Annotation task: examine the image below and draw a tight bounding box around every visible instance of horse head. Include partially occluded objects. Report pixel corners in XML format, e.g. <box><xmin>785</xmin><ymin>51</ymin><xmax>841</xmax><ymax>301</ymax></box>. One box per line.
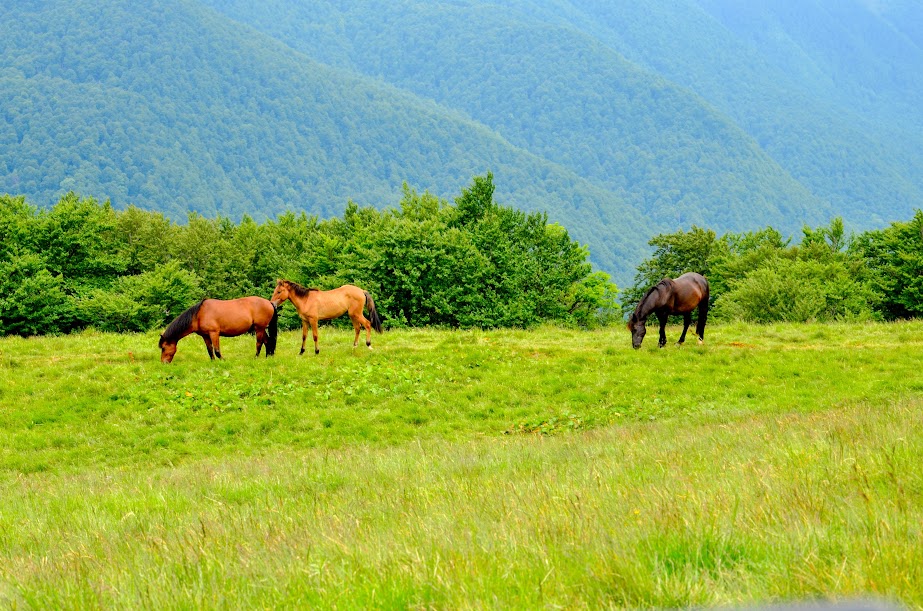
<box><xmin>269</xmin><ymin>279</ymin><xmax>291</xmax><ymax>307</ymax></box>
<box><xmin>159</xmin><ymin>335</ymin><xmax>178</xmax><ymax>363</ymax></box>
<box><xmin>627</xmin><ymin>313</ymin><xmax>647</xmax><ymax>349</ymax></box>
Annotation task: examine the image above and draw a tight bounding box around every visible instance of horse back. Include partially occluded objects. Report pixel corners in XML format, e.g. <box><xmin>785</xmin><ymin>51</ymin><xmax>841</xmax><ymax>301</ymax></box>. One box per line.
<box><xmin>669</xmin><ymin>273</ymin><xmax>708</xmax><ymax>313</ymax></box>
<box><xmin>199</xmin><ymin>297</ymin><xmax>274</xmax><ymax>335</ymax></box>
<box><xmin>311</xmin><ymin>285</ymin><xmax>366</xmax><ymax>320</ymax></box>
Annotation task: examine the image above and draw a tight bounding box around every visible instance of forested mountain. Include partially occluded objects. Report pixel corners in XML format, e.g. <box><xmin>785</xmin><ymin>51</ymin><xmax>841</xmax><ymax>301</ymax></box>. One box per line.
<box><xmin>2</xmin><ymin>0</ymin><xmax>920</xmax><ymax>281</ymax></box>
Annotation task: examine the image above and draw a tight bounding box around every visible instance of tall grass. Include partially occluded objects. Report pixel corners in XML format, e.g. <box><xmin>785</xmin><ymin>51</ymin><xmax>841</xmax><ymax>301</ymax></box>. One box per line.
<box><xmin>1</xmin><ymin>322</ymin><xmax>921</xmax><ymax>607</ymax></box>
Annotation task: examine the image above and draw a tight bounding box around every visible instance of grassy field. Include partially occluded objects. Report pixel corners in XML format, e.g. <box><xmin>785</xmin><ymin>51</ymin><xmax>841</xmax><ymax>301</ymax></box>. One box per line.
<box><xmin>0</xmin><ymin>321</ymin><xmax>921</xmax><ymax>608</ymax></box>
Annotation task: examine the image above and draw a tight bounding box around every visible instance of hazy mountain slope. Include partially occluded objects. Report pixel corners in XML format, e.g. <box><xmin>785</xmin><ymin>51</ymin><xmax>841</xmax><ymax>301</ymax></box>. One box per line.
<box><xmin>4</xmin><ymin>0</ymin><xmax>920</xmax><ymax>283</ymax></box>
<box><xmin>559</xmin><ymin>0</ymin><xmax>923</xmax><ymax>225</ymax></box>
<box><xmin>204</xmin><ymin>0</ymin><xmax>831</xmax><ymax>233</ymax></box>
<box><xmin>695</xmin><ymin>0</ymin><xmax>923</xmax><ymax>128</ymax></box>
<box><xmin>208</xmin><ymin>0</ymin><xmax>923</xmax><ymax>228</ymax></box>
<box><xmin>0</xmin><ymin>0</ymin><xmax>654</xmax><ymax>277</ymax></box>
<box><xmin>868</xmin><ymin>0</ymin><xmax>923</xmax><ymax>49</ymax></box>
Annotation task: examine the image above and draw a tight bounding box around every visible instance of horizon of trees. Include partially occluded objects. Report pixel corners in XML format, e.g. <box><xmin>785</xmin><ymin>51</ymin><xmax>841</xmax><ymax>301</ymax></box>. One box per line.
<box><xmin>1</xmin><ymin>172</ymin><xmax>921</xmax><ymax>338</ymax></box>
<box><xmin>0</xmin><ymin>174</ymin><xmax>619</xmax><ymax>336</ymax></box>
<box><xmin>621</xmin><ymin>214</ymin><xmax>923</xmax><ymax>323</ymax></box>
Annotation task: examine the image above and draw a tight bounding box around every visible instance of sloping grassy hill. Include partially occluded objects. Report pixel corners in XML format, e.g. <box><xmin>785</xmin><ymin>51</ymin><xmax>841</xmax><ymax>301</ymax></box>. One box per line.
<box><xmin>1</xmin><ymin>322</ymin><xmax>922</xmax><ymax>606</ymax></box>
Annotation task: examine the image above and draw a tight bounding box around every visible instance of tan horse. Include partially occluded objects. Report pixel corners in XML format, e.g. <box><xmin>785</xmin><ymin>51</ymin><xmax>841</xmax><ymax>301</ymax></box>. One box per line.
<box><xmin>159</xmin><ymin>297</ymin><xmax>278</xmax><ymax>363</ymax></box>
<box><xmin>269</xmin><ymin>279</ymin><xmax>383</xmax><ymax>355</ymax></box>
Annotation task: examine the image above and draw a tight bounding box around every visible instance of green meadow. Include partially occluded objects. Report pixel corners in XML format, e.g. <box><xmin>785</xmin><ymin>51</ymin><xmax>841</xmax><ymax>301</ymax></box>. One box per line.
<box><xmin>1</xmin><ymin>322</ymin><xmax>922</xmax><ymax>608</ymax></box>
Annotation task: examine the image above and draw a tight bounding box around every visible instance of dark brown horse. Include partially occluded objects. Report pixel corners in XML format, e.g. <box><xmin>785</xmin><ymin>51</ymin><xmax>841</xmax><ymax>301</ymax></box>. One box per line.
<box><xmin>269</xmin><ymin>279</ymin><xmax>382</xmax><ymax>355</ymax></box>
<box><xmin>628</xmin><ymin>272</ymin><xmax>709</xmax><ymax>349</ymax></box>
<box><xmin>159</xmin><ymin>297</ymin><xmax>278</xmax><ymax>363</ymax></box>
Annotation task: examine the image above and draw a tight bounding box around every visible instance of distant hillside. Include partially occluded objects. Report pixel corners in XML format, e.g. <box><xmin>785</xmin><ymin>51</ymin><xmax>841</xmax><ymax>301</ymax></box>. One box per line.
<box><xmin>2</xmin><ymin>0</ymin><xmax>921</xmax><ymax>282</ymax></box>
<box><xmin>207</xmin><ymin>0</ymin><xmax>923</xmax><ymax>227</ymax></box>
<box><xmin>592</xmin><ymin>0</ymin><xmax>923</xmax><ymax>223</ymax></box>
<box><xmin>0</xmin><ymin>0</ymin><xmax>656</xmax><ymax>278</ymax></box>
<box><xmin>204</xmin><ymin>0</ymin><xmax>831</xmax><ymax>230</ymax></box>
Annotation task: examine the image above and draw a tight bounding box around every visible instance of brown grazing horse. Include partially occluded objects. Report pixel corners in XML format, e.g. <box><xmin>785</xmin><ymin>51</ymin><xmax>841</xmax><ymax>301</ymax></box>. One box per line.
<box><xmin>627</xmin><ymin>272</ymin><xmax>709</xmax><ymax>349</ymax></box>
<box><xmin>159</xmin><ymin>297</ymin><xmax>278</xmax><ymax>363</ymax></box>
<box><xmin>269</xmin><ymin>279</ymin><xmax>383</xmax><ymax>355</ymax></box>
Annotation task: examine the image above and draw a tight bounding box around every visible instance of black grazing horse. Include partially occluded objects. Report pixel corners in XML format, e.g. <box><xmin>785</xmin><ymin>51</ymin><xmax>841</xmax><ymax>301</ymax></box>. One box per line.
<box><xmin>627</xmin><ymin>272</ymin><xmax>709</xmax><ymax>349</ymax></box>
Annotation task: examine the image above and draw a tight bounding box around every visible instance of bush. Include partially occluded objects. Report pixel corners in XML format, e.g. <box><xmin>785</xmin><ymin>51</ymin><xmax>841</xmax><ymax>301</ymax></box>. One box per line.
<box><xmin>716</xmin><ymin>258</ymin><xmax>876</xmax><ymax>323</ymax></box>
<box><xmin>0</xmin><ymin>254</ymin><xmax>76</xmax><ymax>336</ymax></box>
<box><xmin>77</xmin><ymin>261</ymin><xmax>204</xmax><ymax>332</ymax></box>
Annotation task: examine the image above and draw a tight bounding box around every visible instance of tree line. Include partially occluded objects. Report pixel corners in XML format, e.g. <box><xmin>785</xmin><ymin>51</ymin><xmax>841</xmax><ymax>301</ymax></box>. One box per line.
<box><xmin>622</xmin><ymin>214</ymin><xmax>923</xmax><ymax>323</ymax></box>
<box><xmin>1</xmin><ymin>171</ymin><xmax>920</xmax><ymax>338</ymax></box>
<box><xmin>0</xmin><ymin>174</ymin><xmax>619</xmax><ymax>336</ymax></box>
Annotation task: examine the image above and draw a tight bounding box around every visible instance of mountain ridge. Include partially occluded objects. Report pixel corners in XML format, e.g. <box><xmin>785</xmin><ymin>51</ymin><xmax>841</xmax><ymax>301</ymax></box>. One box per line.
<box><xmin>2</xmin><ymin>0</ymin><xmax>920</xmax><ymax>282</ymax></box>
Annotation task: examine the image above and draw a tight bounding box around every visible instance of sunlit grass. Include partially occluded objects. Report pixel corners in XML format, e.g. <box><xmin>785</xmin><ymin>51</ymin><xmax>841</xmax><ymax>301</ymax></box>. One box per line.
<box><xmin>1</xmin><ymin>321</ymin><xmax>921</xmax><ymax>607</ymax></box>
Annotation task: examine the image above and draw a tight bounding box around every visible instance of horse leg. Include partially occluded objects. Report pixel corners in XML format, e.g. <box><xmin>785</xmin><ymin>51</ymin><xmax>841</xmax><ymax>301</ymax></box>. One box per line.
<box><xmin>211</xmin><ymin>332</ymin><xmax>222</xmax><ymax>359</ymax></box>
<box><xmin>255</xmin><ymin>328</ymin><xmax>265</xmax><ymax>357</ymax></box>
<box><xmin>352</xmin><ymin>317</ymin><xmax>361</xmax><ymax>348</ymax></box>
<box><xmin>364</xmin><ymin>317</ymin><xmax>372</xmax><ymax>349</ymax></box>
<box><xmin>657</xmin><ymin>312</ymin><xmax>668</xmax><ymax>348</ymax></box>
<box><xmin>300</xmin><ymin>320</ymin><xmax>309</xmax><ymax>355</ymax></box>
<box><xmin>311</xmin><ymin>318</ymin><xmax>320</xmax><ymax>355</ymax></box>
<box><xmin>677</xmin><ymin>313</ymin><xmax>691</xmax><ymax>345</ymax></box>
<box><xmin>203</xmin><ymin>335</ymin><xmax>215</xmax><ymax>360</ymax></box>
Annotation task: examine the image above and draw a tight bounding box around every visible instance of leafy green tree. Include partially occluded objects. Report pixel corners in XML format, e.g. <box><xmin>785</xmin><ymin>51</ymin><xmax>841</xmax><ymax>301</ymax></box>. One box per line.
<box><xmin>851</xmin><ymin>210</ymin><xmax>923</xmax><ymax>319</ymax></box>
<box><xmin>708</xmin><ymin>227</ymin><xmax>789</xmax><ymax>298</ymax></box>
<box><xmin>0</xmin><ymin>195</ymin><xmax>35</xmax><ymax>263</ymax></box>
<box><xmin>621</xmin><ymin>225</ymin><xmax>717</xmax><ymax>316</ymax></box>
<box><xmin>30</xmin><ymin>193</ymin><xmax>127</xmax><ymax>291</ymax></box>
<box><xmin>78</xmin><ymin>261</ymin><xmax>204</xmax><ymax>332</ymax></box>
<box><xmin>0</xmin><ymin>254</ymin><xmax>75</xmax><ymax>336</ymax></box>
<box><xmin>566</xmin><ymin>270</ymin><xmax>620</xmax><ymax>327</ymax></box>
<box><xmin>0</xmin><ymin>175</ymin><xmax>615</xmax><ymax>335</ymax></box>
<box><xmin>114</xmin><ymin>205</ymin><xmax>174</xmax><ymax>274</ymax></box>
<box><xmin>451</xmin><ymin>172</ymin><xmax>496</xmax><ymax>227</ymax></box>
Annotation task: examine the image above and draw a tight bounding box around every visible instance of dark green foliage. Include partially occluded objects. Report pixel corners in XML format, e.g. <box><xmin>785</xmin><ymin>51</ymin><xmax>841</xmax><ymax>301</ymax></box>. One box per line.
<box><xmin>851</xmin><ymin>211</ymin><xmax>923</xmax><ymax>319</ymax></box>
<box><xmin>291</xmin><ymin>174</ymin><xmax>617</xmax><ymax>329</ymax></box>
<box><xmin>29</xmin><ymin>193</ymin><xmax>127</xmax><ymax>291</ymax></box>
<box><xmin>77</xmin><ymin>262</ymin><xmax>204</xmax><ymax>333</ymax></box>
<box><xmin>717</xmin><ymin>257</ymin><xmax>877</xmax><ymax>323</ymax></box>
<box><xmin>0</xmin><ymin>176</ymin><xmax>618</xmax><ymax>336</ymax></box>
<box><xmin>0</xmin><ymin>254</ymin><xmax>74</xmax><ymax>336</ymax></box>
<box><xmin>623</xmin><ymin>217</ymin><xmax>898</xmax><ymax>324</ymax></box>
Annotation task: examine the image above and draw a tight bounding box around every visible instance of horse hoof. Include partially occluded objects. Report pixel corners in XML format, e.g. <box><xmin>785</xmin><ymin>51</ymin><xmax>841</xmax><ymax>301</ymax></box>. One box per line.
<box><xmin>299</xmin><ymin>348</ymin><xmax>305</xmax><ymax>355</ymax></box>
<box><xmin>315</xmin><ymin>349</ymin><xmax>320</xmax><ymax>355</ymax></box>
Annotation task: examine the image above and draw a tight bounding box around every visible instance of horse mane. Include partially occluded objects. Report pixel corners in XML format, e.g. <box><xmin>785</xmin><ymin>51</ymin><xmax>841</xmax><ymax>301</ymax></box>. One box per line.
<box><xmin>283</xmin><ymin>280</ymin><xmax>318</xmax><ymax>298</ymax></box>
<box><xmin>632</xmin><ymin>278</ymin><xmax>673</xmax><ymax>321</ymax></box>
<box><xmin>160</xmin><ymin>300</ymin><xmax>204</xmax><ymax>345</ymax></box>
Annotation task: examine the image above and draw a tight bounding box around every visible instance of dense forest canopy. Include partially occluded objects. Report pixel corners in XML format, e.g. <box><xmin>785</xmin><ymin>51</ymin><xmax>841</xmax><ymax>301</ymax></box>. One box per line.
<box><xmin>2</xmin><ymin>0</ymin><xmax>921</xmax><ymax>282</ymax></box>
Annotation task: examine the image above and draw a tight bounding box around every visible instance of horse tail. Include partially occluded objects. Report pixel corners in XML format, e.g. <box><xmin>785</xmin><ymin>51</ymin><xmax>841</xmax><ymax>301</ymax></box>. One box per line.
<box><xmin>266</xmin><ymin>304</ymin><xmax>279</xmax><ymax>356</ymax></box>
<box><xmin>364</xmin><ymin>291</ymin><xmax>383</xmax><ymax>333</ymax></box>
<box><xmin>696</xmin><ymin>277</ymin><xmax>710</xmax><ymax>340</ymax></box>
